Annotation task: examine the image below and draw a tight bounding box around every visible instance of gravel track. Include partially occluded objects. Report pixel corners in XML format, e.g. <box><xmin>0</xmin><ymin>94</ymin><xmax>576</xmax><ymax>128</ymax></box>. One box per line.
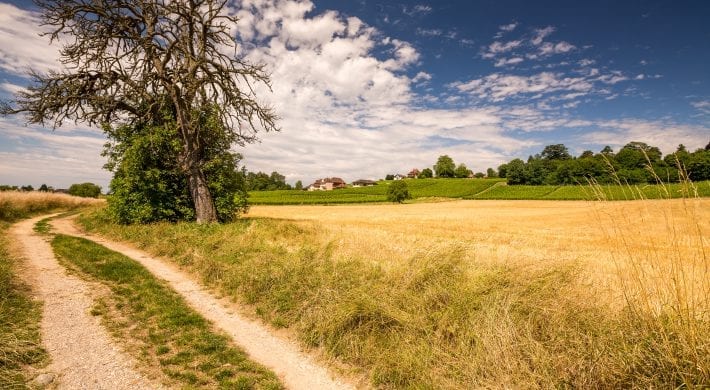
<box><xmin>11</xmin><ymin>215</ymin><xmax>153</xmax><ymax>389</ymax></box>
<box><xmin>50</xmin><ymin>215</ymin><xmax>355</xmax><ymax>390</ymax></box>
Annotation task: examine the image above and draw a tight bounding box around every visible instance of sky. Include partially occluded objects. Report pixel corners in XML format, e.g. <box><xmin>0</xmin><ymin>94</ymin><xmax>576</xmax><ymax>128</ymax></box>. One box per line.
<box><xmin>0</xmin><ymin>0</ymin><xmax>709</xmax><ymax>189</ymax></box>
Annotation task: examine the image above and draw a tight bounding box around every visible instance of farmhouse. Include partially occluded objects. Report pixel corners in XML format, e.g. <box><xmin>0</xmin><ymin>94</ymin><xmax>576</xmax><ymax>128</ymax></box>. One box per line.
<box><xmin>352</xmin><ymin>179</ymin><xmax>377</xmax><ymax>187</ymax></box>
<box><xmin>307</xmin><ymin>177</ymin><xmax>347</xmax><ymax>191</ymax></box>
<box><xmin>407</xmin><ymin>168</ymin><xmax>420</xmax><ymax>178</ymax></box>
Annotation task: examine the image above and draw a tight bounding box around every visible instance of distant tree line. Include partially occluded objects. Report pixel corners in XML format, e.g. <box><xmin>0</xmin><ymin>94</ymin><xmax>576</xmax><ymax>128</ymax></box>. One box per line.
<box><xmin>242</xmin><ymin>170</ymin><xmax>294</xmax><ymax>191</ymax></box>
<box><xmin>0</xmin><ymin>182</ymin><xmax>101</xmax><ymax>197</ymax></box>
<box><xmin>498</xmin><ymin>141</ymin><xmax>710</xmax><ymax>185</ymax></box>
<box><xmin>0</xmin><ymin>185</ymin><xmax>35</xmax><ymax>191</ymax></box>
<box><xmin>387</xmin><ymin>155</ymin><xmax>497</xmax><ymax>180</ymax></box>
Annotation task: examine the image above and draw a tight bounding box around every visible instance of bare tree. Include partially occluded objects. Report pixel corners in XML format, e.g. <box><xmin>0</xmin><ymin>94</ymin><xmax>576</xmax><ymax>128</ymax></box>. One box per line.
<box><xmin>2</xmin><ymin>0</ymin><xmax>278</xmax><ymax>222</ymax></box>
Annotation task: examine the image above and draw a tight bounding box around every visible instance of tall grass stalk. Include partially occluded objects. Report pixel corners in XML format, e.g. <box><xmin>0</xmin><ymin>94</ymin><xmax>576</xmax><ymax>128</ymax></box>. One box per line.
<box><xmin>590</xmin><ymin>157</ymin><xmax>709</xmax><ymax>386</ymax></box>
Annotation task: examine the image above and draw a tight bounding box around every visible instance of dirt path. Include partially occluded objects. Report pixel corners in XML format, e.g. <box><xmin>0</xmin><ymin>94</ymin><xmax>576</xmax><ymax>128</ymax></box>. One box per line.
<box><xmin>10</xmin><ymin>215</ymin><xmax>153</xmax><ymax>389</ymax></box>
<box><xmin>50</xmin><ymin>216</ymin><xmax>355</xmax><ymax>390</ymax></box>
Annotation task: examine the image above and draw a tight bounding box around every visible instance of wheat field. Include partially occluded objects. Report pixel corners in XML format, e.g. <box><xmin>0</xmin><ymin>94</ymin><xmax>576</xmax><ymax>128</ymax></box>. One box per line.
<box><xmin>247</xmin><ymin>199</ymin><xmax>707</xmax><ymax>264</ymax></box>
<box><xmin>246</xmin><ymin>198</ymin><xmax>709</xmax><ymax>386</ymax></box>
<box><xmin>248</xmin><ymin>199</ymin><xmax>709</xmax><ymax>313</ymax></box>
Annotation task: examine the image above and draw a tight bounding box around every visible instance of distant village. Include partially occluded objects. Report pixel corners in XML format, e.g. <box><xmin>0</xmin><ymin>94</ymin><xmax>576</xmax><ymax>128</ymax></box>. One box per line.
<box><xmin>307</xmin><ymin>168</ymin><xmax>461</xmax><ymax>191</ymax></box>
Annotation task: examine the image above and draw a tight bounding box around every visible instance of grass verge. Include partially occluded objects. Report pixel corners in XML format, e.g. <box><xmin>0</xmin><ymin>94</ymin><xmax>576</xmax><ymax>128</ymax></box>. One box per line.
<box><xmin>78</xmin><ymin>208</ymin><xmax>709</xmax><ymax>388</ymax></box>
<box><xmin>50</xmin><ymin>234</ymin><xmax>282</xmax><ymax>389</ymax></box>
<box><xmin>0</xmin><ymin>222</ymin><xmax>47</xmax><ymax>389</ymax></box>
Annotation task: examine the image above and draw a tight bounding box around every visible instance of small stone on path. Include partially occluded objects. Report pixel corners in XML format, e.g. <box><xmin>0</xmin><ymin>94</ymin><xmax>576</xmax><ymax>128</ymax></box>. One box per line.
<box><xmin>32</xmin><ymin>373</ymin><xmax>55</xmax><ymax>387</ymax></box>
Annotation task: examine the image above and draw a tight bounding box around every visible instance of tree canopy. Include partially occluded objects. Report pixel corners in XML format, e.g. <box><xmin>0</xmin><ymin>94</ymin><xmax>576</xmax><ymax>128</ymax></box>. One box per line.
<box><xmin>68</xmin><ymin>182</ymin><xmax>101</xmax><ymax>198</ymax></box>
<box><xmin>498</xmin><ymin>142</ymin><xmax>710</xmax><ymax>185</ymax></box>
<box><xmin>454</xmin><ymin>163</ymin><xmax>471</xmax><ymax>178</ymax></box>
<box><xmin>387</xmin><ymin>180</ymin><xmax>411</xmax><ymax>203</ymax></box>
<box><xmin>434</xmin><ymin>155</ymin><xmax>456</xmax><ymax>178</ymax></box>
<box><xmin>244</xmin><ymin>170</ymin><xmax>291</xmax><ymax>191</ymax></box>
<box><xmin>2</xmin><ymin>0</ymin><xmax>278</xmax><ymax>223</ymax></box>
<box><xmin>418</xmin><ymin>168</ymin><xmax>433</xmax><ymax>179</ymax></box>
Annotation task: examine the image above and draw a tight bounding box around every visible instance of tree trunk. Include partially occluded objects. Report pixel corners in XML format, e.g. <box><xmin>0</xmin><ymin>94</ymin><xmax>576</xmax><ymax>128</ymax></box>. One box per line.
<box><xmin>187</xmin><ymin>167</ymin><xmax>218</xmax><ymax>223</ymax></box>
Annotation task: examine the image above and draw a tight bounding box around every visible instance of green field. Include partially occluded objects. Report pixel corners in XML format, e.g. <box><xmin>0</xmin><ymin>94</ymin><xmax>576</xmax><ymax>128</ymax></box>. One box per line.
<box><xmin>248</xmin><ymin>178</ymin><xmax>505</xmax><ymax>204</ymax></box>
<box><xmin>249</xmin><ymin>179</ymin><xmax>710</xmax><ymax>204</ymax></box>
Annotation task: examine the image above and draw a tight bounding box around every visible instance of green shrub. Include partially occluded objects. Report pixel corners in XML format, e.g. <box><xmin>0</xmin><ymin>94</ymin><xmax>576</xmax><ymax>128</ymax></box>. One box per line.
<box><xmin>68</xmin><ymin>182</ymin><xmax>101</xmax><ymax>198</ymax></box>
<box><xmin>386</xmin><ymin>181</ymin><xmax>411</xmax><ymax>203</ymax></box>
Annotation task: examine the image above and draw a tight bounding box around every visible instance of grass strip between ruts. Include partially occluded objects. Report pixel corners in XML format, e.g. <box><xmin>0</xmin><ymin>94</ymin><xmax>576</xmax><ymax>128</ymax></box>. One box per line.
<box><xmin>50</xmin><ymin>233</ymin><xmax>282</xmax><ymax>389</ymax></box>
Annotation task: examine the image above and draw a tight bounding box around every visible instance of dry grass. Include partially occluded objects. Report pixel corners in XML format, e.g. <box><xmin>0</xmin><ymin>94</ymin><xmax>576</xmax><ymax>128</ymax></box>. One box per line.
<box><xmin>0</xmin><ymin>224</ymin><xmax>47</xmax><ymax>389</ymax></box>
<box><xmin>79</xmin><ymin>198</ymin><xmax>709</xmax><ymax>388</ymax></box>
<box><xmin>0</xmin><ymin>191</ymin><xmax>103</xmax><ymax>222</ymax></box>
<box><xmin>247</xmin><ymin>199</ymin><xmax>710</xmax><ymax>386</ymax></box>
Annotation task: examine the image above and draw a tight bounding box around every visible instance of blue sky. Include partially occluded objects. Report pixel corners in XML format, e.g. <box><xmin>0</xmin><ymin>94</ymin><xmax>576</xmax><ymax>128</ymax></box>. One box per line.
<box><xmin>1</xmin><ymin>0</ymin><xmax>709</xmax><ymax>188</ymax></box>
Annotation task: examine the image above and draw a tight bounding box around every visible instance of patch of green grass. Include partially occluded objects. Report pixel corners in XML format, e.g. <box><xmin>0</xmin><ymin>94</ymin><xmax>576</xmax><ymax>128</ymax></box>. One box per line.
<box><xmin>33</xmin><ymin>218</ymin><xmax>52</xmax><ymax>234</ymax></box>
<box><xmin>0</xmin><ymin>223</ymin><xmax>47</xmax><ymax>388</ymax></box>
<box><xmin>470</xmin><ymin>184</ymin><xmax>559</xmax><ymax>199</ymax></box>
<box><xmin>50</xmin><ymin>234</ymin><xmax>282</xmax><ymax>389</ymax></box>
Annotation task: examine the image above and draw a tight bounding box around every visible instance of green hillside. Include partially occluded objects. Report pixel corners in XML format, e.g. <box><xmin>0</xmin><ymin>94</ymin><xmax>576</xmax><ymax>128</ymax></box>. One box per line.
<box><xmin>248</xmin><ymin>179</ymin><xmax>710</xmax><ymax>205</ymax></box>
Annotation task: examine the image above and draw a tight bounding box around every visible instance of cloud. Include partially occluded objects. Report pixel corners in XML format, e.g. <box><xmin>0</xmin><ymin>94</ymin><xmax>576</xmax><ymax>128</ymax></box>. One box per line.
<box><xmin>494</xmin><ymin>57</ymin><xmax>524</xmax><ymax>67</ymax></box>
<box><xmin>227</xmin><ymin>0</ymin><xmax>536</xmax><ymax>181</ymax></box>
<box><xmin>538</xmin><ymin>41</ymin><xmax>576</xmax><ymax>56</ymax></box>
<box><xmin>494</xmin><ymin>22</ymin><xmax>518</xmax><ymax>38</ymax></box>
<box><xmin>482</xmin><ymin>40</ymin><xmax>522</xmax><ymax>58</ymax></box>
<box><xmin>459</xmin><ymin>38</ymin><xmax>475</xmax><ymax>46</ymax></box>
<box><xmin>597</xmin><ymin>71</ymin><xmax>628</xmax><ymax>85</ymax></box>
<box><xmin>483</xmin><ymin>24</ymin><xmax>577</xmax><ymax>65</ymax></box>
<box><xmin>403</xmin><ymin>4</ymin><xmax>432</xmax><ymax>17</ymax></box>
<box><xmin>633</xmin><ymin>73</ymin><xmax>662</xmax><ymax>81</ymax></box>
<box><xmin>531</xmin><ymin>26</ymin><xmax>556</xmax><ymax>46</ymax></box>
<box><xmin>0</xmin><ymin>82</ymin><xmax>25</xmax><ymax>95</ymax></box>
<box><xmin>0</xmin><ymin>117</ymin><xmax>110</xmax><ymax>188</ymax></box>
<box><xmin>499</xmin><ymin>22</ymin><xmax>518</xmax><ymax>32</ymax></box>
<box><xmin>582</xmin><ymin>120</ymin><xmax>710</xmax><ymax>154</ymax></box>
<box><xmin>692</xmin><ymin>100</ymin><xmax>710</xmax><ymax>114</ymax></box>
<box><xmin>416</xmin><ymin>27</ymin><xmax>442</xmax><ymax>37</ymax></box>
<box><xmin>453</xmin><ymin>72</ymin><xmax>594</xmax><ymax>102</ymax></box>
<box><xmin>0</xmin><ymin>3</ymin><xmax>61</xmax><ymax>75</ymax></box>
<box><xmin>412</xmin><ymin>71</ymin><xmax>432</xmax><ymax>83</ymax></box>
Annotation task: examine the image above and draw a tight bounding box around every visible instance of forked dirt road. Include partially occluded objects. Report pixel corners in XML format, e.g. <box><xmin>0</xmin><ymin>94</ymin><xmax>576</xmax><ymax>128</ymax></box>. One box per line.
<box><xmin>12</xmin><ymin>214</ymin><xmax>353</xmax><ymax>390</ymax></box>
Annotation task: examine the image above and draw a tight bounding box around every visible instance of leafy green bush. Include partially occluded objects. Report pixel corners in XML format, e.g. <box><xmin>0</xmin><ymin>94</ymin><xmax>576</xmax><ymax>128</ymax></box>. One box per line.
<box><xmin>386</xmin><ymin>181</ymin><xmax>411</xmax><ymax>203</ymax></box>
<box><xmin>68</xmin><ymin>182</ymin><xmax>101</xmax><ymax>198</ymax></box>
